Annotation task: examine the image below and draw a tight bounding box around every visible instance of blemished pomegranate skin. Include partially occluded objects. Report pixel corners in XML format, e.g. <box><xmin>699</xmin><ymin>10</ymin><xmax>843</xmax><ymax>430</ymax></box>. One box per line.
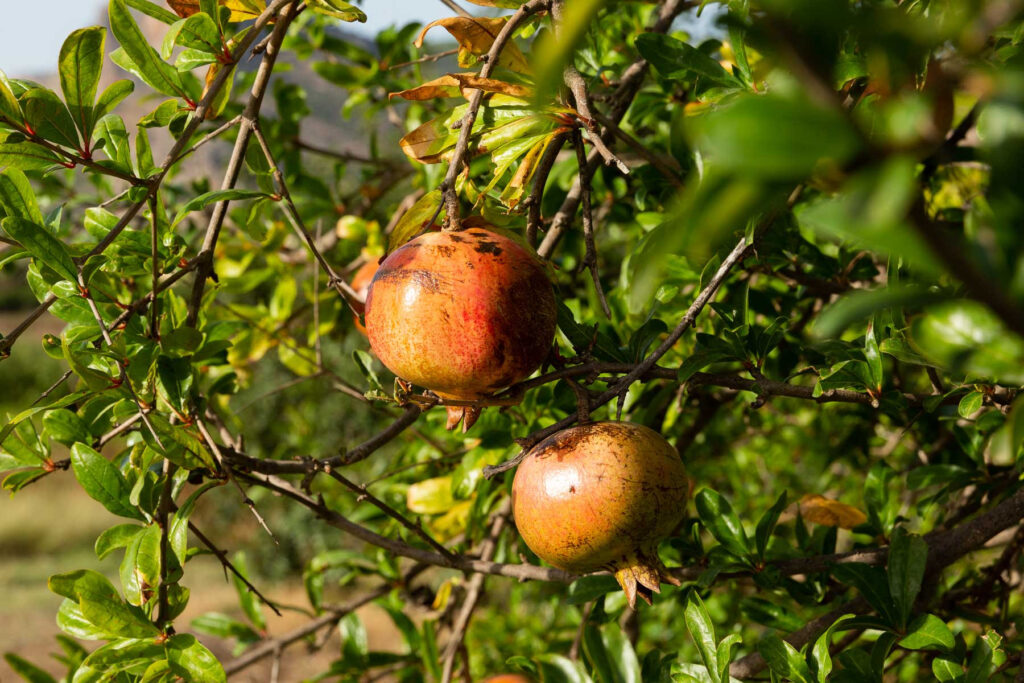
<box><xmin>365</xmin><ymin>226</ymin><xmax>556</xmax><ymax>430</ymax></box>
<box><xmin>479</xmin><ymin>676</ymin><xmax>534</xmax><ymax>683</ymax></box>
<box><xmin>350</xmin><ymin>260</ymin><xmax>378</xmax><ymax>337</ymax></box>
<box><xmin>511</xmin><ymin>421</ymin><xmax>690</xmax><ymax>608</ymax></box>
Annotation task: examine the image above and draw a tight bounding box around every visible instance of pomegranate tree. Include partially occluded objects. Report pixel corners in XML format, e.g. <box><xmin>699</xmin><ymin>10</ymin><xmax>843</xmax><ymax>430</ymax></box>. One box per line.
<box><xmin>511</xmin><ymin>421</ymin><xmax>690</xmax><ymax>608</ymax></box>
<box><xmin>364</xmin><ymin>225</ymin><xmax>557</xmax><ymax>431</ymax></box>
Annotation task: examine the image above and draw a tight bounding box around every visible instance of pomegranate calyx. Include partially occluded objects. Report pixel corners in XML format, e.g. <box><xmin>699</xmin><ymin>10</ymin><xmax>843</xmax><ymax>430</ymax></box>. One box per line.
<box><xmin>445</xmin><ymin>404</ymin><xmax>482</xmax><ymax>432</ymax></box>
<box><xmin>612</xmin><ymin>548</ymin><xmax>682</xmax><ymax>609</ymax></box>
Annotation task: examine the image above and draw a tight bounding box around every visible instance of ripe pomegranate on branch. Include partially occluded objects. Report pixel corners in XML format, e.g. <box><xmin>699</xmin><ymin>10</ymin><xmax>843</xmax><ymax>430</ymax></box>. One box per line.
<box><xmin>512</xmin><ymin>421</ymin><xmax>691</xmax><ymax>609</ymax></box>
<box><xmin>365</xmin><ymin>223</ymin><xmax>557</xmax><ymax>431</ymax></box>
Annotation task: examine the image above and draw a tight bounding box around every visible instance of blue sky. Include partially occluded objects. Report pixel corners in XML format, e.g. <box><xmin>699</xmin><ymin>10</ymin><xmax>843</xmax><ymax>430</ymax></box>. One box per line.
<box><xmin>0</xmin><ymin>0</ymin><xmax>436</xmax><ymax>77</ymax></box>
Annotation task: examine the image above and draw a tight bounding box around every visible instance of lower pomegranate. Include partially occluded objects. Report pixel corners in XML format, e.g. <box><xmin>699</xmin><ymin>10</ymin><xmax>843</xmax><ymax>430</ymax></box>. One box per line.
<box><xmin>511</xmin><ymin>421</ymin><xmax>690</xmax><ymax>608</ymax></box>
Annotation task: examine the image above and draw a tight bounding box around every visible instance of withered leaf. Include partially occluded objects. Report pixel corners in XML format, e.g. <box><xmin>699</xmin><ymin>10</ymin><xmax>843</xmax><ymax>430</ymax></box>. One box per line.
<box><xmin>167</xmin><ymin>0</ymin><xmax>265</xmax><ymax>21</ymax></box>
<box><xmin>798</xmin><ymin>494</ymin><xmax>868</xmax><ymax>529</ymax></box>
<box><xmin>390</xmin><ymin>73</ymin><xmax>531</xmax><ymax>101</ymax></box>
<box><xmin>415</xmin><ymin>17</ymin><xmax>530</xmax><ymax>73</ymax></box>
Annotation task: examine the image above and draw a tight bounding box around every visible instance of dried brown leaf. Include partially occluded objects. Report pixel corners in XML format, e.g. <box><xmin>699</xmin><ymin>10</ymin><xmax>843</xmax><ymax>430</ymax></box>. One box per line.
<box><xmin>798</xmin><ymin>494</ymin><xmax>868</xmax><ymax>529</ymax></box>
<box><xmin>415</xmin><ymin>16</ymin><xmax>530</xmax><ymax>72</ymax></box>
<box><xmin>390</xmin><ymin>73</ymin><xmax>531</xmax><ymax>101</ymax></box>
<box><xmin>167</xmin><ymin>0</ymin><xmax>265</xmax><ymax>21</ymax></box>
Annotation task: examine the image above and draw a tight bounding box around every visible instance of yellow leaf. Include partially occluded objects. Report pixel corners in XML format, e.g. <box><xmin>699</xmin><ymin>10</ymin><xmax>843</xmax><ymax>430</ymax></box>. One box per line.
<box><xmin>430</xmin><ymin>499</ymin><xmax>473</xmax><ymax>541</ymax></box>
<box><xmin>406</xmin><ymin>476</ymin><xmax>455</xmax><ymax>514</ymax></box>
<box><xmin>415</xmin><ymin>17</ymin><xmax>530</xmax><ymax>73</ymax></box>
<box><xmin>798</xmin><ymin>494</ymin><xmax>867</xmax><ymax>529</ymax></box>
<box><xmin>431</xmin><ymin>578</ymin><xmax>458</xmax><ymax>610</ymax></box>
<box><xmin>167</xmin><ymin>0</ymin><xmax>265</xmax><ymax>21</ymax></box>
<box><xmin>390</xmin><ymin>74</ymin><xmax>531</xmax><ymax>101</ymax></box>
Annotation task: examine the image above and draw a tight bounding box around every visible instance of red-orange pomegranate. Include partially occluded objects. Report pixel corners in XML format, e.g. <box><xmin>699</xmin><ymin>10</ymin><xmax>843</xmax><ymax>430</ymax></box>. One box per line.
<box><xmin>349</xmin><ymin>260</ymin><xmax>378</xmax><ymax>337</ymax></box>
<box><xmin>479</xmin><ymin>676</ymin><xmax>533</xmax><ymax>683</ymax></box>
<box><xmin>512</xmin><ymin>421</ymin><xmax>690</xmax><ymax>608</ymax></box>
<box><xmin>364</xmin><ymin>225</ymin><xmax>557</xmax><ymax>431</ymax></box>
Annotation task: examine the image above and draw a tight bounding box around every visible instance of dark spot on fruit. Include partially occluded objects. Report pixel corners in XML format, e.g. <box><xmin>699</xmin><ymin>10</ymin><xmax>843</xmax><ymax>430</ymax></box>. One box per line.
<box><xmin>434</xmin><ymin>244</ymin><xmax>455</xmax><ymax>257</ymax></box>
<box><xmin>449</xmin><ymin>234</ymin><xmax>466</xmax><ymax>242</ymax></box>
<box><xmin>374</xmin><ymin>267</ymin><xmax>448</xmax><ymax>293</ymax></box>
<box><xmin>474</xmin><ymin>241</ymin><xmax>503</xmax><ymax>256</ymax></box>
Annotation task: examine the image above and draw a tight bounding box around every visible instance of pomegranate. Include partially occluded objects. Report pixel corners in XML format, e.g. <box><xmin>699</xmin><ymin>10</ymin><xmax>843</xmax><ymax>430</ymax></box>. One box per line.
<box><xmin>349</xmin><ymin>260</ymin><xmax>378</xmax><ymax>336</ymax></box>
<box><xmin>511</xmin><ymin>421</ymin><xmax>689</xmax><ymax>608</ymax></box>
<box><xmin>480</xmin><ymin>676</ymin><xmax>534</xmax><ymax>683</ymax></box>
<box><xmin>365</xmin><ymin>225</ymin><xmax>556</xmax><ymax>431</ymax></box>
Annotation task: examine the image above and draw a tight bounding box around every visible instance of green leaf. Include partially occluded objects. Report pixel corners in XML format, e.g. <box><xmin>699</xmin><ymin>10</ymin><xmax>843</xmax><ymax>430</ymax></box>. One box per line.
<box><xmin>932</xmin><ymin>657</ymin><xmax>965</xmax><ymax>683</ymax></box>
<box><xmin>864</xmin><ymin>322</ymin><xmax>883</xmax><ymax>394</ymax></box>
<box><xmin>797</xmin><ymin>157</ymin><xmax>941</xmax><ymax>274</ymax></box>
<box><xmin>684</xmin><ymin>591</ymin><xmax>721</xmax><ymax>683</ymax></box>
<box><xmin>121</xmin><ymin>523</ymin><xmax>162</xmax><ymax>605</ymax></box>
<box><xmin>162</xmin><ymin>13</ymin><xmax>222</xmax><ymax>60</ymax></box>
<box><xmin>165</xmin><ymin>634</ymin><xmax>226</xmax><ymax>683</ymax></box>
<box><xmin>108</xmin><ymin>0</ymin><xmax>188</xmax><ymax>99</ymax></box>
<box><xmin>831</xmin><ymin>563</ymin><xmax>897</xmax><ymax>625</ymax></box>
<box><xmin>635</xmin><ymin>33</ymin><xmax>741</xmax><ymax>89</ymax></box>
<box><xmin>125</xmin><ymin>0</ymin><xmax>181</xmax><ymax>24</ymax></box>
<box><xmin>230</xmin><ymin>552</ymin><xmax>267</xmax><ymax>631</ymax></box>
<box><xmin>71</xmin><ymin>443</ymin><xmax>145</xmax><ymax>520</ymax></box>
<box><xmin>754</xmin><ymin>491</ymin><xmax>787</xmax><ymax>560</ymax></box>
<box><xmin>533</xmin><ymin>654</ymin><xmax>588</xmax><ymax>683</ymax></box>
<box><xmin>309</xmin><ymin>0</ymin><xmax>367</xmax><ymax>22</ymax></box>
<box><xmin>21</xmin><ymin>88</ymin><xmax>81</xmax><ymax>151</ymax></box>
<box><xmin>339</xmin><ymin>612</ymin><xmax>369</xmax><ymax>666</ymax></box>
<box><xmin>191</xmin><ymin>612</ymin><xmax>260</xmax><ymax>642</ymax></box>
<box><xmin>814</xmin><ymin>285</ymin><xmax>950</xmax><ymax>339</ymax></box>
<box><xmin>958</xmin><ymin>390</ymin><xmax>984</xmax><ymax>418</ymax></box>
<box><xmin>48</xmin><ymin>569</ymin><xmax>158</xmax><ymax>638</ymax></box>
<box><xmin>888</xmin><ymin>526</ymin><xmax>927</xmax><ymax>629</ymax></box>
<box><xmin>898</xmin><ymin>613</ymin><xmax>954</xmax><ymax>651</ymax></box>
<box><xmin>0</xmin><ymin>139</ymin><xmax>64</xmax><ymax>170</ymax></box>
<box><xmin>3</xmin><ymin>654</ymin><xmax>58</xmax><ymax>683</ymax></box>
<box><xmin>0</xmin><ymin>168</ymin><xmax>44</xmax><ymax>223</ymax></box>
<box><xmin>810</xmin><ymin>614</ymin><xmax>855</xmax><ymax>682</ymax></box>
<box><xmin>156</xmin><ymin>355</ymin><xmax>192</xmax><ymax>413</ymax></box>
<box><xmin>2</xmin><ymin>216</ymin><xmax>78</xmax><ymax>284</ymax></box>
<box><xmin>95</xmin><ymin>523</ymin><xmax>144</xmax><ymax>559</ymax></box>
<box><xmin>93</xmin><ymin>79</ymin><xmax>135</xmax><ymax>123</ymax></box>
<box><xmin>59</xmin><ymin>27</ymin><xmax>107</xmax><ymax>145</ymax></box>
<box><xmin>0</xmin><ymin>69</ymin><xmax>23</xmax><ymax>124</ymax></box>
<box><xmin>695</xmin><ymin>488</ymin><xmax>750</xmax><ymax>558</ymax></box>
<box><xmin>387</xmin><ymin>189</ymin><xmax>442</xmax><ymax>253</ymax></box>
<box><xmin>42</xmin><ymin>408</ymin><xmax>89</xmax><ymax>446</ymax></box>
<box><xmin>170</xmin><ymin>189</ymin><xmax>267</xmax><ymax>229</ymax></box>
<box><xmin>966</xmin><ymin>631</ymin><xmax>1003</xmax><ymax>683</ymax></box>
<box><xmin>582</xmin><ymin>623</ymin><xmax>641</xmax><ymax>683</ymax></box>
<box><xmin>352</xmin><ymin>349</ymin><xmax>382</xmax><ymax>391</ymax></box>
<box><xmin>758</xmin><ymin>635</ymin><xmax>813</xmax><ymax>683</ymax></box>
<box><xmin>911</xmin><ymin>300</ymin><xmax>1024</xmax><ymax>384</ymax></box>
<box><xmin>689</xmin><ymin>94</ymin><xmax>860</xmax><ymax>179</ymax></box>
<box><xmin>56</xmin><ymin>598</ymin><xmax>118</xmax><ymax>640</ymax></box>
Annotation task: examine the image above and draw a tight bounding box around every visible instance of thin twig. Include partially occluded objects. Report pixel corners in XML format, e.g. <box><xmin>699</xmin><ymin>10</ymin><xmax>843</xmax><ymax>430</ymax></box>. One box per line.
<box><xmin>324</xmin><ymin>467</ymin><xmax>458</xmax><ymax>561</ymax></box>
<box><xmin>572</xmin><ymin>128</ymin><xmax>611</xmax><ymax>317</ymax></box>
<box><xmin>438</xmin><ymin>0</ymin><xmax>473</xmax><ymax>17</ymax></box>
<box><xmin>440</xmin><ymin>511</ymin><xmax>508</xmax><ymax>683</ymax></box>
<box><xmin>187</xmin><ymin>521</ymin><xmax>284</xmax><ymax>616</ymax></box>
<box><xmin>438</xmin><ymin>0</ymin><xmax>552</xmax><ymax>229</ymax></box>
<box><xmin>186</xmin><ymin>1</ymin><xmax>301</xmax><ymax>327</ymax></box>
<box><xmin>387</xmin><ymin>48</ymin><xmax>460</xmax><ymax>70</ymax></box>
